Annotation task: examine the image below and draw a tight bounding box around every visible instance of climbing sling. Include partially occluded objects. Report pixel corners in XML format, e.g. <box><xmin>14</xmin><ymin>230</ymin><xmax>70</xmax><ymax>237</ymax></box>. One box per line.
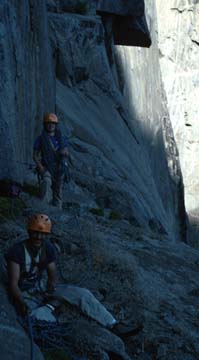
<box><xmin>40</xmin><ymin>129</ymin><xmax>65</xmax><ymax>178</ymax></box>
<box><xmin>19</xmin><ymin>240</ymin><xmax>47</xmax><ymax>291</ymax></box>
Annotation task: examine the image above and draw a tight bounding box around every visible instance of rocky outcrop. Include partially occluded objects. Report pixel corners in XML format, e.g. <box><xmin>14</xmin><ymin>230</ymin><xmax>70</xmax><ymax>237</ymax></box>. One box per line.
<box><xmin>156</xmin><ymin>0</ymin><xmax>199</xmax><ymax>216</ymax></box>
<box><xmin>47</xmin><ymin>0</ymin><xmax>151</xmax><ymax>47</ymax></box>
<box><xmin>97</xmin><ymin>0</ymin><xmax>151</xmax><ymax>47</ymax></box>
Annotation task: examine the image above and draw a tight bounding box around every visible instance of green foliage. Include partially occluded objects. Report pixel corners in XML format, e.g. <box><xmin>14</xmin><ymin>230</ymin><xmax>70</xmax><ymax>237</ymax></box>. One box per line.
<box><xmin>0</xmin><ymin>197</ymin><xmax>25</xmax><ymax>223</ymax></box>
<box><xmin>74</xmin><ymin>1</ymin><xmax>88</xmax><ymax>14</ymax></box>
<box><xmin>109</xmin><ymin>211</ymin><xmax>122</xmax><ymax>221</ymax></box>
<box><xmin>44</xmin><ymin>350</ymin><xmax>72</xmax><ymax>360</ymax></box>
<box><xmin>23</xmin><ymin>182</ymin><xmax>39</xmax><ymax>197</ymax></box>
<box><xmin>89</xmin><ymin>207</ymin><xmax>104</xmax><ymax>216</ymax></box>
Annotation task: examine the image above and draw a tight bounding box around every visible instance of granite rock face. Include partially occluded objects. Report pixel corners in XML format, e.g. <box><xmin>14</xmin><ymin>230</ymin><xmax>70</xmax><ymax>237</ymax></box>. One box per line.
<box><xmin>97</xmin><ymin>0</ymin><xmax>151</xmax><ymax>47</ymax></box>
<box><xmin>0</xmin><ymin>0</ymin><xmax>193</xmax><ymax>358</ymax></box>
<box><xmin>47</xmin><ymin>0</ymin><xmax>151</xmax><ymax>46</ymax></box>
<box><xmin>0</xmin><ymin>0</ymin><xmax>185</xmax><ymax>236</ymax></box>
<box><xmin>114</xmin><ymin>0</ymin><xmax>187</xmax><ymax>239</ymax></box>
<box><xmin>0</xmin><ymin>0</ymin><xmax>55</xmax><ymax>181</ymax></box>
<box><xmin>156</xmin><ymin>0</ymin><xmax>199</xmax><ymax>215</ymax></box>
<box><xmin>97</xmin><ymin>0</ymin><xmax>144</xmax><ymax>16</ymax></box>
<box><xmin>47</xmin><ymin>0</ymin><xmax>145</xmax><ymax>16</ymax></box>
<box><xmin>47</xmin><ymin>2</ymin><xmax>185</xmax><ymax>240</ymax></box>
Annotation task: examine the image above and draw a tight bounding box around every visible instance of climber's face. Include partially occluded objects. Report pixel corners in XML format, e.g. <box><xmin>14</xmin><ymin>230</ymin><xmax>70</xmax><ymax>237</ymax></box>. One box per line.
<box><xmin>45</xmin><ymin>122</ymin><xmax>56</xmax><ymax>133</ymax></box>
<box><xmin>28</xmin><ymin>230</ymin><xmax>48</xmax><ymax>248</ymax></box>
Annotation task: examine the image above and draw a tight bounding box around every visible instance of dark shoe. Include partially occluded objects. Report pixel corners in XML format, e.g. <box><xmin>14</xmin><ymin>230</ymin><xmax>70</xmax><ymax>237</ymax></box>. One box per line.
<box><xmin>111</xmin><ymin>322</ymin><xmax>144</xmax><ymax>339</ymax></box>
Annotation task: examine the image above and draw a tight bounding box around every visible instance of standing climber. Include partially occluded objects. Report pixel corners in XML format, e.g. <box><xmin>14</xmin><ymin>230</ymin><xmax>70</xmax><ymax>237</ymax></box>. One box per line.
<box><xmin>33</xmin><ymin>113</ymin><xmax>69</xmax><ymax>208</ymax></box>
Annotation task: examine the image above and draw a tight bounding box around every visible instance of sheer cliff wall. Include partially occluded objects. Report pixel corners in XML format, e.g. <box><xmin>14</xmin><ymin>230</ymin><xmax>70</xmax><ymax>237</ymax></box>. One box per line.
<box><xmin>156</xmin><ymin>0</ymin><xmax>199</xmax><ymax>215</ymax></box>
<box><xmin>0</xmin><ymin>0</ymin><xmax>186</xmax><ymax>240</ymax></box>
<box><xmin>114</xmin><ymin>0</ymin><xmax>186</xmax><ymax>239</ymax></box>
<box><xmin>0</xmin><ymin>0</ymin><xmax>55</xmax><ymax>180</ymax></box>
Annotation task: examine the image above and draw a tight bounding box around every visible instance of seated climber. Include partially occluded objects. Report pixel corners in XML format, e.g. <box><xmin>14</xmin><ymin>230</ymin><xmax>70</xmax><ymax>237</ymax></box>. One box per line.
<box><xmin>33</xmin><ymin>113</ymin><xmax>69</xmax><ymax>208</ymax></box>
<box><xmin>4</xmin><ymin>213</ymin><xmax>56</xmax><ymax>316</ymax></box>
<box><xmin>4</xmin><ymin>213</ymin><xmax>143</xmax><ymax>338</ymax></box>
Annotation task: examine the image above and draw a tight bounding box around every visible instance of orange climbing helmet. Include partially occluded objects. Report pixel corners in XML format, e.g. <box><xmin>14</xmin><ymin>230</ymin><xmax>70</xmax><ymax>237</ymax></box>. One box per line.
<box><xmin>27</xmin><ymin>214</ymin><xmax>52</xmax><ymax>233</ymax></box>
<box><xmin>43</xmin><ymin>113</ymin><xmax>58</xmax><ymax>124</ymax></box>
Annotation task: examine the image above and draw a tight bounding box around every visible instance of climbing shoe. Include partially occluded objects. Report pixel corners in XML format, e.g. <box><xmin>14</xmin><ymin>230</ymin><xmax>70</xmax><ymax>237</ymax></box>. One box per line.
<box><xmin>111</xmin><ymin>321</ymin><xmax>143</xmax><ymax>339</ymax></box>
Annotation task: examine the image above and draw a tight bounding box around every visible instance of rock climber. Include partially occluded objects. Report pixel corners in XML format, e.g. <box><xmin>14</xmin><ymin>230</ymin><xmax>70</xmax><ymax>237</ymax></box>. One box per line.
<box><xmin>33</xmin><ymin>113</ymin><xmax>69</xmax><ymax>208</ymax></box>
<box><xmin>4</xmin><ymin>213</ymin><xmax>56</xmax><ymax>316</ymax></box>
<box><xmin>4</xmin><ymin>213</ymin><xmax>143</xmax><ymax>339</ymax></box>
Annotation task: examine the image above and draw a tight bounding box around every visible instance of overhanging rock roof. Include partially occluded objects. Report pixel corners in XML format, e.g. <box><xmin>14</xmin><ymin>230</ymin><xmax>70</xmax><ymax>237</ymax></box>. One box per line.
<box><xmin>97</xmin><ymin>0</ymin><xmax>151</xmax><ymax>47</ymax></box>
<box><xmin>97</xmin><ymin>0</ymin><xmax>144</xmax><ymax>16</ymax></box>
<box><xmin>113</xmin><ymin>14</ymin><xmax>151</xmax><ymax>47</ymax></box>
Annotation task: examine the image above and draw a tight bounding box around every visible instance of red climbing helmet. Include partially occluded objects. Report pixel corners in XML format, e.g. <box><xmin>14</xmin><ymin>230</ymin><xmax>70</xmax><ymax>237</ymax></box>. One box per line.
<box><xmin>27</xmin><ymin>214</ymin><xmax>52</xmax><ymax>233</ymax></box>
<box><xmin>43</xmin><ymin>113</ymin><xmax>58</xmax><ymax>124</ymax></box>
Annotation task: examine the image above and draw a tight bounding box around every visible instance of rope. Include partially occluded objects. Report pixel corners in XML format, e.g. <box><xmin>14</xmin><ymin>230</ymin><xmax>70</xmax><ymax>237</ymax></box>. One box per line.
<box><xmin>18</xmin><ymin>312</ymin><xmax>75</xmax><ymax>359</ymax></box>
<box><xmin>27</xmin><ymin>312</ymin><xmax>34</xmax><ymax>360</ymax></box>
